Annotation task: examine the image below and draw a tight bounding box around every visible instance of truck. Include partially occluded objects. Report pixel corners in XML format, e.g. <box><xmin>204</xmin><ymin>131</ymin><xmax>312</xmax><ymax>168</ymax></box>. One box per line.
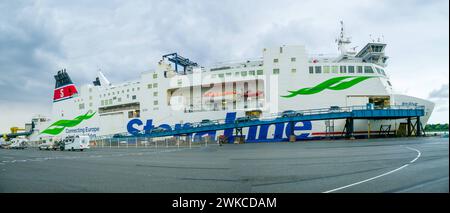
<box><xmin>60</xmin><ymin>135</ymin><xmax>90</xmax><ymax>151</ymax></box>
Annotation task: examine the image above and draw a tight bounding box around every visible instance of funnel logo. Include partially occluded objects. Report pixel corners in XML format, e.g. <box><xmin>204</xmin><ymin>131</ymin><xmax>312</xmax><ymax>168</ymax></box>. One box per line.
<box><xmin>53</xmin><ymin>84</ymin><xmax>78</xmax><ymax>102</ymax></box>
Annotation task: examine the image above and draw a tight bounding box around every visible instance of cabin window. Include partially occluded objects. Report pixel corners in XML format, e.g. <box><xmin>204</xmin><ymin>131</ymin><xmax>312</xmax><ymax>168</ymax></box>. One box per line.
<box><xmin>273</xmin><ymin>69</ymin><xmax>280</xmax><ymax>75</ymax></box>
<box><xmin>364</xmin><ymin>66</ymin><xmax>374</xmax><ymax>73</ymax></box>
<box><xmin>315</xmin><ymin>66</ymin><xmax>322</xmax><ymax>74</ymax></box>
<box><xmin>153</xmin><ymin>83</ymin><xmax>158</xmax><ymax>88</ymax></box>
<box><xmin>218</xmin><ymin>73</ymin><xmax>224</xmax><ymax>78</ymax></box>
<box><xmin>323</xmin><ymin>66</ymin><xmax>330</xmax><ymax>73</ymax></box>
<box><xmin>340</xmin><ymin>66</ymin><xmax>347</xmax><ymax>73</ymax></box>
<box><xmin>249</xmin><ymin>70</ymin><xmax>255</xmax><ymax>76</ymax></box>
<box><xmin>132</xmin><ymin>88</ymin><xmax>135</xmax><ymax>92</ymax></box>
<box><xmin>132</xmin><ymin>95</ymin><xmax>137</xmax><ymax>100</ymax></box>
<box><xmin>241</xmin><ymin>71</ymin><xmax>248</xmax><ymax>76</ymax></box>
<box><xmin>291</xmin><ymin>57</ymin><xmax>296</xmax><ymax>62</ymax></box>
<box><xmin>211</xmin><ymin>74</ymin><xmax>217</xmax><ymax>78</ymax></box>
<box><xmin>235</xmin><ymin>72</ymin><xmax>240</xmax><ymax>76</ymax></box>
<box><xmin>309</xmin><ymin>66</ymin><xmax>314</xmax><ymax>74</ymax></box>
<box><xmin>257</xmin><ymin>70</ymin><xmax>264</xmax><ymax>75</ymax></box>
<box><xmin>153</xmin><ymin>92</ymin><xmax>158</xmax><ymax>97</ymax></box>
<box><xmin>118</xmin><ymin>98</ymin><xmax>121</xmax><ymax>102</ymax></box>
<box><xmin>147</xmin><ymin>84</ymin><xmax>152</xmax><ymax>89</ymax></box>
<box><xmin>291</xmin><ymin>68</ymin><xmax>296</xmax><ymax>73</ymax></box>
<box><xmin>109</xmin><ymin>99</ymin><xmax>112</xmax><ymax>105</ymax></box>
<box><xmin>154</xmin><ymin>100</ymin><xmax>158</xmax><ymax>105</ymax></box>
<box><xmin>101</xmin><ymin>100</ymin><xmax>104</xmax><ymax>106</ymax></box>
<box><xmin>153</xmin><ymin>73</ymin><xmax>158</xmax><ymax>79</ymax></box>
<box><xmin>78</xmin><ymin>103</ymin><xmax>85</xmax><ymax>110</ymax></box>
<box><xmin>348</xmin><ymin>66</ymin><xmax>355</xmax><ymax>73</ymax></box>
<box><xmin>137</xmin><ymin>87</ymin><xmax>140</xmax><ymax>90</ymax></box>
<box><xmin>89</xmin><ymin>102</ymin><xmax>93</xmax><ymax>107</ymax></box>
<box><xmin>331</xmin><ymin>66</ymin><xmax>338</xmax><ymax>73</ymax></box>
<box><xmin>226</xmin><ymin>73</ymin><xmax>232</xmax><ymax>77</ymax></box>
<box><xmin>357</xmin><ymin>66</ymin><xmax>363</xmax><ymax>73</ymax></box>
<box><xmin>273</xmin><ymin>58</ymin><xmax>279</xmax><ymax>63</ymax></box>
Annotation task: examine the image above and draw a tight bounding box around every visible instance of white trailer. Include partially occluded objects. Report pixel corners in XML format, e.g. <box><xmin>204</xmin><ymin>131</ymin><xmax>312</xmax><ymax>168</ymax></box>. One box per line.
<box><xmin>62</xmin><ymin>135</ymin><xmax>90</xmax><ymax>151</ymax></box>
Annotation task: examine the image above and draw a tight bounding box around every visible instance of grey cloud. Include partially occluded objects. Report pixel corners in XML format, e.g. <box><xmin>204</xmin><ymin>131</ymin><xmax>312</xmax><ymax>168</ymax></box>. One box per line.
<box><xmin>0</xmin><ymin>1</ymin><xmax>64</xmax><ymax>105</ymax></box>
<box><xmin>0</xmin><ymin>0</ymin><xmax>448</xmax><ymax>130</ymax></box>
<box><xmin>429</xmin><ymin>84</ymin><xmax>449</xmax><ymax>99</ymax></box>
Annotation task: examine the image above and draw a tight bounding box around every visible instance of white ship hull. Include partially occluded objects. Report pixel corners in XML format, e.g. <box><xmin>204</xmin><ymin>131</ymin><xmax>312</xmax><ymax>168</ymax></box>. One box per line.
<box><xmin>30</xmin><ymin>30</ymin><xmax>435</xmax><ymax>142</ymax></box>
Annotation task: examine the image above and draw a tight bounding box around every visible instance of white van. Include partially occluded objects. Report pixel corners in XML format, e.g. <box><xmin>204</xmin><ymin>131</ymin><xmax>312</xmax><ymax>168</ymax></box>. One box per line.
<box><xmin>8</xmin><ymin>137</ymin><xmax>28</xmax><ymax>149</ymax></box>
<box><xmin>62</xmin><ymin>135</ymin><xmax>90</xmax><ymax>151</ymax></box>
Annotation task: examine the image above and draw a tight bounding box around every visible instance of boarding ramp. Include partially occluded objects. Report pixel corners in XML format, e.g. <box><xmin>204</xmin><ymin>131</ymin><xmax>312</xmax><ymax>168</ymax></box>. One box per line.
<box><xmin>118</xmin><ymin>105</ymin><xmax>425</xmax><ymax>143</ymax></box>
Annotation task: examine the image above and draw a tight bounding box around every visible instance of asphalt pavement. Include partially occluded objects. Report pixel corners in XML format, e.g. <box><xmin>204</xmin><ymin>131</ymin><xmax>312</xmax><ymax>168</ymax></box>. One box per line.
<box><xmin>0</xmin><ymin>137</ymin><xmax>448</xmax><ymax>192</ymax></box>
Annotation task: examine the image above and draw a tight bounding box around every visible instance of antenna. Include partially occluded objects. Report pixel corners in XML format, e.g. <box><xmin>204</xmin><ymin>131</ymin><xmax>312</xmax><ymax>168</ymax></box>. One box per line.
<box><xmin>336</xmin><ymin>21</ymin><xmax>352</xmax><ymax>55</ymax></box>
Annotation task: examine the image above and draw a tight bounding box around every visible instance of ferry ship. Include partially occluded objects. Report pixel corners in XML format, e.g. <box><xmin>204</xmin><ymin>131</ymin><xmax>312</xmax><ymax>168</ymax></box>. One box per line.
<box><xmin>29</xmin><ymin>23</ymin><xmax>435</xmax><ymax>142</ymax></box>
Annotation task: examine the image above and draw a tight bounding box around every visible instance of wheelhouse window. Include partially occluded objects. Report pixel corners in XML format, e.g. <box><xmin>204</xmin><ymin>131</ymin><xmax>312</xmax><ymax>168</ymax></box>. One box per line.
<box><xmin>357</xmin><ymin>66</ymin><xmax>363</xmax><ymax>73</ymax></box>
<box><xmin>272</xmin><ymin>69</ymin><xmax>280</xmax><ymax>75</ymax></box>
<box><xmin>323</xmin><ymin>66</ymin><xmax>330</xmax><ymax>73</ymax></box>
<box><xmin>375</xmin><ymin>67</ymin><xmax>382</xmax><ymax>74</ymax></box>
<box><xmin>348</xmin><ymin>66</ymin><xmax>355</xmax><ymax>73</ymax></box>
<box><xmin>340</xmin><ymin>66</ymin><xmax>347</xmax><ymax>73</ymax></box>
<box><xmin>257</xmin><ymin>70</ymin><xmax>264</xmax><ymax>75</ymax></box>
<box><xmin>309</xmin><ymin>66</ymin><xmax>314</xmax><ymax>74</ymax></box>
<box><xmin>364</xmin><ymin>66</ymin><xmax>374</xmax><ymax>73</ymax></box>
<box><xmin>314</xmin><ymin>66</ymin><xmax>322</xmax><ymax>74</ymax></box>
<box><xmin>331</xmin><ymin>66</ymin><xmax>338</xmax><ymax>73</ymax></box>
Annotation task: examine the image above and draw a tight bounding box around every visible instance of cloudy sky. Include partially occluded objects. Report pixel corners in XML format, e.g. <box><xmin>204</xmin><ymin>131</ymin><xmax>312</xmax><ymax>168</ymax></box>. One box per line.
<box><xmin>0</xmin><ymin>0</ymin><xmax>448</xmax><ymax>132</ymax></box>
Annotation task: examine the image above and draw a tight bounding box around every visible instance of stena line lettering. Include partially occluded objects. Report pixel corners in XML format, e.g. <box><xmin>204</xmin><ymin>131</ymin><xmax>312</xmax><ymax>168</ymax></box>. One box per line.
<box><xmin>127</xmin><ymin>112</ymin><xmax>312</xmax><ymax>142</ymax></box>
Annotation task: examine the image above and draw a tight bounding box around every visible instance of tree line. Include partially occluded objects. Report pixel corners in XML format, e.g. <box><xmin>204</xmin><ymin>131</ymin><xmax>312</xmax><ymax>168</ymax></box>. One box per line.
<box><xmin>425</xmin><ymin>123</ymin><xmax>449</xmax><ymax>132</ymax></box>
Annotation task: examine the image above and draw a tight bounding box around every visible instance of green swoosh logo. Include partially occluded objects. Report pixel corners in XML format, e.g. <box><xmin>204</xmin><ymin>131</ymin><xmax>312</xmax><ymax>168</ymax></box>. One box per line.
<box><xmin>41</xmin><ymin>111</ymin><xmax>96</xmax><ymax>135</ymax></box>
<box><xmin>282</xmin><ymin>76</ymin><xmax>375</xmax><ymax>98</ymax></box>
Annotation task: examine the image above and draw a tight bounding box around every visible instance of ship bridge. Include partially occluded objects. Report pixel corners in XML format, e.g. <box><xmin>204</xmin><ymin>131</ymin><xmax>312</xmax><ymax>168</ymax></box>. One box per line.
<box><xmin>355</xmin><ymin>43</ymin><xmax>389</xmax><ymax>67</ymax></box>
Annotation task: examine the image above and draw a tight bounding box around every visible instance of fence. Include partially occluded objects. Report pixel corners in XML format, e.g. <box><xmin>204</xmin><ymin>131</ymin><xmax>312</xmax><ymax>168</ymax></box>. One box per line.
<box><xmin>89</xmin><ymin>135</ymin><xmax>217</xmax><ymax>149</ymax></box>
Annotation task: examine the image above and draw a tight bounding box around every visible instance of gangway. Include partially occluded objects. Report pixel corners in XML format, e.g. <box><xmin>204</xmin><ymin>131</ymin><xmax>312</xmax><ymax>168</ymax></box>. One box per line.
<box><xmin>124</xmin><ymin>105</ymin><xmax>425</xmax><ymax>143</ymax></box>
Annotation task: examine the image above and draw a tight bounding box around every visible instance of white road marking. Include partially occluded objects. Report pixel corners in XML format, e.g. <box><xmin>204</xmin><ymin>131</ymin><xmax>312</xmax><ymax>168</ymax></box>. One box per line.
<box><xmin>323</xmin><ymin>146</ymin><xmax>422</xmax><ymax>193</ymax></box>
<box><xmin>406</xmin><ymin>147</ymin><xmax>421</xmax><ymax>163</ymax></box>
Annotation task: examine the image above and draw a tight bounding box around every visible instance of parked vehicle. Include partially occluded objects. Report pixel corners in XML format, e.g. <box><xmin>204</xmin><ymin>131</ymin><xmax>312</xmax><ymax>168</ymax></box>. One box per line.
<box><xmin>8</xmin><ymin>138</ymin><xmax>28</xmax><ymax>149</ymax></box>
<box><xmin>235</xmin><ymin>116</ymin><xmax>258</xmax><ymax>123</ymax></box>
<box><xmin>281</xmin><ymin>110</ymin><xmax>303</xmax><ymax>118</ymax></box>
<box><xmin>199</xmin><ymin>119</ymin><xmax>216</xmax><ymax>127</ymax></box>
<box><xmin>329</xmin><ymin>106</ymin><xmax>341</xmax><ymax>112</ymax></box>
<box><xmin>113</xmin><ymin>133</ymin><xmax>128</xmax><ymax>138</ymax></box>
<box><xmin>61</xmin><ymin>135</ymin><xmax>90</xmax><ymax>151</ymax></box>
<box><xmin>151</xmin><ymin>127</ymin><xmax>166</xmax><ymax>133</ymax></box>
<box><xmin>39</xmin><ymin>141</ymin><xmax>59</xmax><ymax>151</ymax></box>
